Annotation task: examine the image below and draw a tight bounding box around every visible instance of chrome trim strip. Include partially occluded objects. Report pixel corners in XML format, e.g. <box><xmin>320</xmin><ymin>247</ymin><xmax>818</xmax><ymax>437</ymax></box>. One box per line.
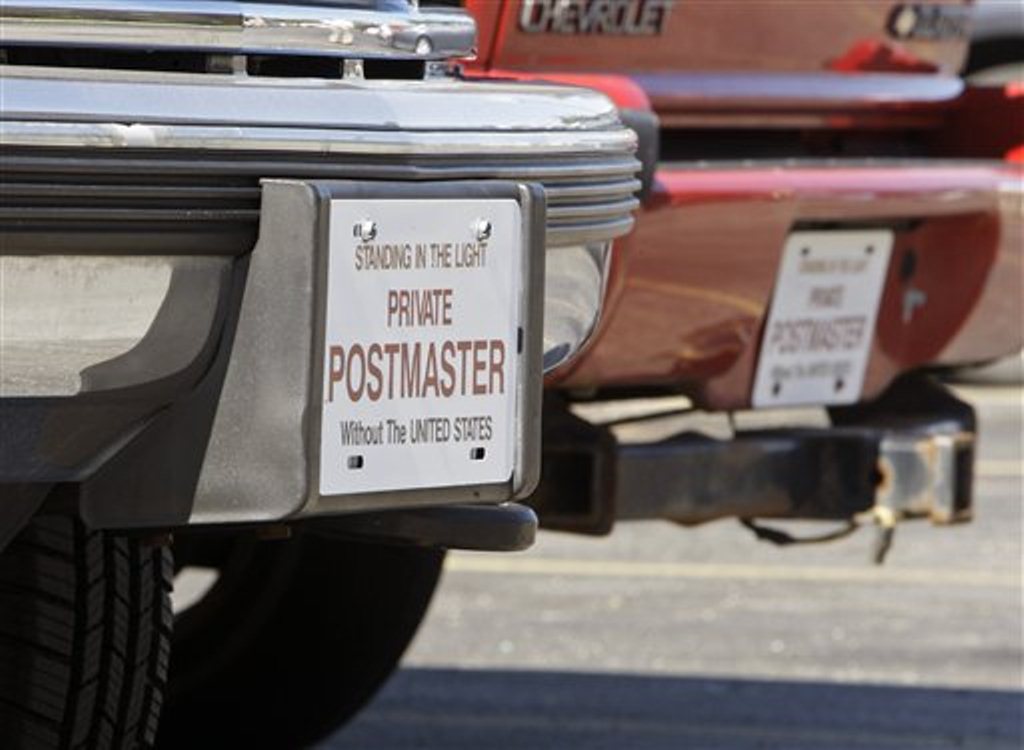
<box><xmin>0</xmin><ymin>144</ymin><xmax>639</xmax><ymax>250</ymax></box>
<box><xmin>0</xmin><ymin>0</ymin><xmax>477</xmax><ymax>60</ymax></box>
<box><xmin>546</xmin><ymin>217</ymin><xmax>634</xmax><ymax>247</ymax></box>
<box><xmin>546</xmin><ymin>179</ymin><xmax>643</xmax><ymax>202</ymax></box>
<box><xmin>547</xmin><ymin>197</ymin><xmax>640</xmax><ymax>221</ymax></box>
<box><xmin>633</xmin><ymin>72</ymin><xmax>965</xmax><ymax>112</ymax></box>
<box><xmin>0</xmin><ymin>66</ymin><xmax>625</xmax><ymax>137</ymax></box>
<box><xmin>0</xmin><ymin>120</ymin><xmax>637</xmax><ymax>157</ymax></box>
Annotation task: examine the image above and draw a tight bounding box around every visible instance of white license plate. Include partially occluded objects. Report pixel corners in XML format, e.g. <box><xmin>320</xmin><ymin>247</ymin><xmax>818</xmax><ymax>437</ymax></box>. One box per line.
<box><xmin>752</xmin><ymin>230</ymin><xmax>893</xmax><ymax>408</ymax></box>
<box><xmin>319</xmin><ymin>198</ymin><xmax>522</xmax><ymax>495</ymax></box>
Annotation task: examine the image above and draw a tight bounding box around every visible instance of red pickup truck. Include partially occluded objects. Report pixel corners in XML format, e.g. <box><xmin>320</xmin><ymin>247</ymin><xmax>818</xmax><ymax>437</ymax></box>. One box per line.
<box><xmin>459</xmin><ymin>0</ymin><xmax>1021</xmax><ymax>535</ymax></box>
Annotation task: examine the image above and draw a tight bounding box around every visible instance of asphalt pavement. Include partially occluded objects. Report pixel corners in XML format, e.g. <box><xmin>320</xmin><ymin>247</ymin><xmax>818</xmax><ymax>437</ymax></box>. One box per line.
<box><xmin>326</xmin><ymin>384</ymin><xmax>1024</xmax><ymax>750</ymax></box>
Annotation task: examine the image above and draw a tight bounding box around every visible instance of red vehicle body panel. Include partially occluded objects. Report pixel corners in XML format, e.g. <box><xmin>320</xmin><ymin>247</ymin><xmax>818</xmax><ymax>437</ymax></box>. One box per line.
<box><xmin>465</xmin><ymin>0</ymin><xmax>1024</xmax><ymax>408</ymax></box>
<box><xmin>554</xmin><ymin>164</ymin><xmax>1021</xmax><ymax>409</ymax></box>
<box><xmin>469</xmin><ymin>0</ymin><xmax>970</xmax><ymax>75</ymax></box>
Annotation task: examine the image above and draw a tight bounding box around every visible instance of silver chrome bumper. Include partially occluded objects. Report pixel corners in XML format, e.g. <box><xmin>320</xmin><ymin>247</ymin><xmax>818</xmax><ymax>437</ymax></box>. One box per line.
<box><xmin>1</xmin><ymin>67</ymin><xmax>640</xmax><ymax>399</ymax></box>
<box><xmin>0</xmin><ymin>64</ymin><xmax>641</xmax><ymax>528</ymax></box>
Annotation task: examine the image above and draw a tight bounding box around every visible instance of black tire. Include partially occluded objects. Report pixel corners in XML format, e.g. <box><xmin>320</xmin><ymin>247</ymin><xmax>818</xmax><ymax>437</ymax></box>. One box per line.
<box><xmin>0</xmin><ymin>516</ymin><xmax>174</xmax><ymax>750</ymax></box>
<box><xmin>159</xmin><ymin>531</ymin><xmax>444</xmax><ymax>749</ymax></box>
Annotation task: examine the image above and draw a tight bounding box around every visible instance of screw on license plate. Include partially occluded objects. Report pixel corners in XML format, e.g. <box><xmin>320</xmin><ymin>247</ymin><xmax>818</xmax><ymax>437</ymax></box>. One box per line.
<box><xmin>354</xmin><ymin>220</ymin><xmax>377</xmax><ymax>241</ymax></box>
<box><xmin>470</xmin><ymin>447</ymin><xmax>486</xmax><ymax>461</ymax></box>
<box><xmin>347</xmin><ymin>454</ymin><xmax>364</xmax><ymax>470</ymax></box>
<box><xmin>474</xmin><ymin>219</ymin><xmax>492</xmax><ymax>241</ymax></box>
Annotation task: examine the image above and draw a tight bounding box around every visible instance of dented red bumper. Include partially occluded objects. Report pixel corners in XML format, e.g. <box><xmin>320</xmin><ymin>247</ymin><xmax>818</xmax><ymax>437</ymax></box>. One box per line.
<box><xmin>553</xmin><ymin>160</ymin><xmax>1023</xmax><ymax>409</ymax></box>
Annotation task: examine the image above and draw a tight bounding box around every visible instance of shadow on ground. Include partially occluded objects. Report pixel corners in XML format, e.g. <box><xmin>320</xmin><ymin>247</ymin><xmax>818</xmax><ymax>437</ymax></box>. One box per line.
<box><xmin>327</xmin><ymin>667</ymin><xmax>1023</xmax><ymax>750</ymax></box>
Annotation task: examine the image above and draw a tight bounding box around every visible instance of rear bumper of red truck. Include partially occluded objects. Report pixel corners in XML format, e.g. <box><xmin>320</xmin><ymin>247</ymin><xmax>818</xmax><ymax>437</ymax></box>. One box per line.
<box><xmin>556</xmin><ymin>158</ymin><xmax>1023</xmax><ymax>410</ymax></box>
<box><xmin>509</xmin><ymin>73</ymin><xmax>1024</xmax><ymax>412</ymax></box>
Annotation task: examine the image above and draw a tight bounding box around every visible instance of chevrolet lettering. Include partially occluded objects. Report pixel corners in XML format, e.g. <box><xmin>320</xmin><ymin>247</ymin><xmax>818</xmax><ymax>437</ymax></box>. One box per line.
<box><xmin>519</xmin><ymin>0</ymin><xmax>674</xmax><ymax>35</ymax></box>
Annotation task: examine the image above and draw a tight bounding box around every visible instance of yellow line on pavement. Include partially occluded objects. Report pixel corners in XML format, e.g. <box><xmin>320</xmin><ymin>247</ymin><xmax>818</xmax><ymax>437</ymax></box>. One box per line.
<box><xmin>977</xmin><ymin>459</ymin><xmax>1023</xmax><ymax>478</ymax></box>
<box><xmin>955</xmin><ymin>385</ymin><xmax>1023</xmax><ymax>407</ymax></box>
<box><xmin>446</xmin><ymin>555</ymin><xmax>1019</xmax><ymax>589</ymax></box>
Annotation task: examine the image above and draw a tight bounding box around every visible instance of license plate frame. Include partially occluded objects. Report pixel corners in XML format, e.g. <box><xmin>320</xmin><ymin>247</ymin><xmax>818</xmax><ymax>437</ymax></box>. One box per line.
<box><xmin>309</xmin><ymin>181</ymin><xmax>545</xmax><ymax>508</ymax></box>
<box><xmin>752</xmin><ymin>229</ymin><xmax>893</xmax><ymax>408</ymax></box>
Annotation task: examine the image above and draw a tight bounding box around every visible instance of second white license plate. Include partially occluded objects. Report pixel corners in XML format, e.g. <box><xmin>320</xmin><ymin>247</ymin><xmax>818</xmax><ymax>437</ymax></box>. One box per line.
<box><xmin>319</xmin><ymin>198</ymin><xmax>523</xmax><ymax>495</ymax></box>
<box><xmin>752</xmin><ymin>229</ymin><xmax>893</xmax><ymax>408</ymax></box>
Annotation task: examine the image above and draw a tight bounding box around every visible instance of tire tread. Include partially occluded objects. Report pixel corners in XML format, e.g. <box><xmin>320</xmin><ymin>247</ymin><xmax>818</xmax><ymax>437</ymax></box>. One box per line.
<box><xmin>0</xmin><ymin>517</ymin><xmax>173</xmax><ymax>749</ymax></box>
